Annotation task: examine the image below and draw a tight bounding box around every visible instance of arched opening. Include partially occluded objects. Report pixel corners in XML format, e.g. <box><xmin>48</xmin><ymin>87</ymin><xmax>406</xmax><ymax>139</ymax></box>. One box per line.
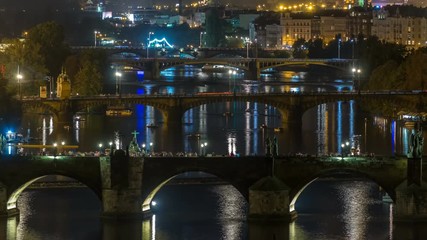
<box><xmin>182</xmin><ymin>101</ymin><xmax>282</xmax><ymax>156</ymax></box>
<box><xmin>289</xmin><ymin>171</ymin><xmax>393</xmax><ymax>239</ymax></box>
<box><xmin>142</xmin><ymin>171</ymin><xmax>248</xmax><ymax>239</ymax></box>
<box><xmin>8</xmin><ymin>175</ymin><xmax>101</xmax><ymax>239</ymax></box>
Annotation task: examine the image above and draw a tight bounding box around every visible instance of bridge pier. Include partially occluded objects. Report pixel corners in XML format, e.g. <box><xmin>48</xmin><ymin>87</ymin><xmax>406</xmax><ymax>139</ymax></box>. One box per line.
<box><xmin>55</xmin><ymin>109</ymin><xmax>74</xmax><ymax>143</ymax></box>
<box><xmin>161</xmin><ymin>106</ymin><xmax>184</xmax><ymax>126</ymax></box>
<box><xmin>100</xmin><ymin>151</ymin><xmax>144</xmax><ymax>219</ymax></box>
<box><xmin>248</xmin><ymin>60</ymin><xmax>260</xmax><ymax>80</ymax></box>
<box><xmin>248</xmin><ymin>176</ymin><xmax>297</xmax><ymax>222</ymax></box>
<box><xmin>394</xmin><ymin>157</ymin><xmax>427</xmax><ymax>222</ymax></box>
<box><xmin>144</xmin><ymin>61</ymin><xmax>160</xmax><ymax>80</ymax></box>
<box><xmin>278</xmin><ymin>106</ymin><xmax>303</xmax><ymax>126</ymax></box>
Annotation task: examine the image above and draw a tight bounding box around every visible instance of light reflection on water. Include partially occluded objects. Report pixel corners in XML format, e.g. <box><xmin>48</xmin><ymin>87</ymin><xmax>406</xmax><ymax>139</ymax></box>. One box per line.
<box><xmin>7</xmin><ymin>178</ymin><xmax>398</xmax><ymax>240</ymax></box>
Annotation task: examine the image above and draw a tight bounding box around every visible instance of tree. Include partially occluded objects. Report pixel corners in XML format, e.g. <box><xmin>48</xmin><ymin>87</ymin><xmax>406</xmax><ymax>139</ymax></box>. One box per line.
<box><xmin>292</xmin><ymin>38</ymin><xmax>307</xmax><ymax>58</ymax></box>
<box><xmin>205</xmin><ymin>8</ymin><xmax>226</xmax><ymax>47</ymax></box>
<box><xmin>65</xmin><ymin>49</ymin><xmax>108</xmax><ymax>96</ymax></box>
<box><xmin>26</xmin><ymin>21</ymin><xmax>70</xmax><ymax>78</ymax></box>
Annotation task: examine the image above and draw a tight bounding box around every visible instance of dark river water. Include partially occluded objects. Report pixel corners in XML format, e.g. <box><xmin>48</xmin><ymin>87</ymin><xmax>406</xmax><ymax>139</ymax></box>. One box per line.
<box><xmin>2</xmin><ymin>66</ymin><xmax>426</xmax><ymax>239</ymax></box>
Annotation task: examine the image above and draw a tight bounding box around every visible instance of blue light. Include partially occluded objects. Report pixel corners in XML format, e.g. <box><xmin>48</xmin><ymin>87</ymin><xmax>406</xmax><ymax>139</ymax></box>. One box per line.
<box><xmin>148</xmin><ymin>38</ymin><xmax>174</xmax><ymax>49</ymax></box>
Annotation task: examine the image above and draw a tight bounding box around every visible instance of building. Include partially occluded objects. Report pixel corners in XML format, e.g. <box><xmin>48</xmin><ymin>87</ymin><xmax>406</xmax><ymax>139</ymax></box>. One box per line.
<box><xmin>372</xmin><ymin>8</ymin><xmax>427</xmax><ymax>48</ymax></box>
<box><xmin>281</xmin><ymin>13</ymin><xmax>313</xmax><ymax>47</ymax></box>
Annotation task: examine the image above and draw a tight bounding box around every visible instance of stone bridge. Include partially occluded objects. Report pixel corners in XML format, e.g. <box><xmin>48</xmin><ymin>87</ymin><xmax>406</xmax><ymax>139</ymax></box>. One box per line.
<box><xmin>21</xmin><ymin>92</ymin><xmax>427</xmax><ymax>130</ymax></box>
<box><xmin>113</xmin><ymin>58</ymin><xmax>355</xmax><ymax>80</ymax></box>
<box><xmin>0</xmin><ymin>153</ymin><xmax>425</xmax><ymax>223</ymax></box>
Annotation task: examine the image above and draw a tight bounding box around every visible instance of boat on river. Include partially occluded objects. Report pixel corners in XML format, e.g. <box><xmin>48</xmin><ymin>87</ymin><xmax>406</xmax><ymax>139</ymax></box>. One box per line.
<box><xmin>146</xmin><ymin>123</ymin><xmax>158</xmax><ymax>129</ymax></box>
<box><xmin>106</xmin><ymin>106</ymin><xmax>132</xmax><ymax>117</ymax></box>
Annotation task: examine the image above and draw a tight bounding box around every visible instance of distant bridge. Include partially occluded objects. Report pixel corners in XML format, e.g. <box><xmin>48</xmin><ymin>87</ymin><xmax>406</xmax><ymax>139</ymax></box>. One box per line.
<box><xmin>21</xmin><ymin>91</ymin><xmax>427</xmax><ymax>128</ymax></box>
<box><xmin>70</xmin><ymin>46</ymin><xmax>356</xmax><ymax>79</ymax></box>
<box><xmin>0</xmin><ymin>152</ymin><xmax>424</xmax><ymax>223</ymax></box>
<box><xmin>113</xmin><ymin>58</ymin><xmax>355</xmax><ymax>79</ymax></box>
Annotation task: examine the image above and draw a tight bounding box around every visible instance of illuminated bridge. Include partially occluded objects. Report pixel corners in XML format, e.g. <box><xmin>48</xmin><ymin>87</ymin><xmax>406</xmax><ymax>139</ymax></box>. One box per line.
<box><xmin>113</xmin><ymin>57</ymin><xmax>355</xmax><ymax>79</ymax></box>
<box><xmin>21</xmin><ymin>91</ymin><xmax>427</xmax><ymax>129</ymax></box>
<box><xmin>0</xmin><ymin>153</ymin><xmax>424</xmax><ymax>223</ymax></box>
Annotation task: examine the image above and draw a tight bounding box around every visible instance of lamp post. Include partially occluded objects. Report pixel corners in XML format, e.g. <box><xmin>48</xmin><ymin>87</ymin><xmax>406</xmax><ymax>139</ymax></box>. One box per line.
<box><xmin>147</xmin><ymin>32</ymin><xmax>154</xmax><ymax>59</ymax></box>
<box><xmin>228</xmin><ymin>70</ymin><xmax>237</xmax><ymax>94</ymax></box>
<box><xmin>53</xmin><ymin>142</ymin><xmax>58</xmax><ymax>157</ymax></box>
<box><xmin>149</xmin><ymin>142</ymin><xmax>153</xmax><ymax>154</ymax></box>
<box><xmin>115</xmin><ymin>71</ymin><xmax>122</xmax><ymax>96</ymax></box>
<box><xmin>341</xmin><ymin>141</ymin><xmax>350</xmax><ymax>160</ymax></box>
<box><xmin>352</xmin><ymin>68</ymin><xmax>361</xmax><ymax>92</ymax></box>
<box><xmin>200</xmin><ymin>143</ymin><xmax>204</xmax><ymax>156</ymax></box>
<box><xmin>199</xmin><ymin>31</ymin><xmax>206</xmax><ymax>48</ymax></box>
<box><xmin>98</xmin><ymin>143</ymin><xmax>103</xmax><ymax>155</ymax></box>
<box><xmin>337</xmin><ymin>38</ymin><xmax>341</xmax><ymax>59</ymax></box>
<box><xmin>17</xmin><ymin>71</ymin><xmax>23</xmax><ymax>100</ymax></box>
<box><xmin>142</xmin><ymin>143</ymin><xmax>146</xmax><ymax>155</ymax></box>
<box><xmin>94</xmin><ymin>31</ymin><xmax>98</xmax><ymax>47</ymax></box>
<box><xmin>204</xmin><ymin>142</ymin><xmax>208</xmax><ymax>156</ymax></box>
<box><xmin>244</xmin><ymin>38</ymin><xmax>251</xmax><ymax>58</ymax></box>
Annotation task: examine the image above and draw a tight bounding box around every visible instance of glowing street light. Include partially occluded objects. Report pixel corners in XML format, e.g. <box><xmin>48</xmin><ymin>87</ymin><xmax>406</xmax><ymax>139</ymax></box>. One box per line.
<box><xmin>341</xmin><ymin>141</ymin><xmax>350</xmax><ymax>160</ymax></box>
<box><xmin>94</xmin><ymin>31</ymin><xmax>99</xmax><ymax>47</ymax></box>
<box><xmin>98</xmin><ymin>143</ymin><xmax>103</xmax><ymax>155</ymax></box>
<box><xmin>199</xmin><ymin>31</ymin><xmax>206</xmax><ymax>48</ymax></box>
<box><xmin>228</xmin><ymin>69</ymin><xmax>237</xmax><ymax>94</ymax></box>
<box><xmin>147</xmin><ymin>32</ymin><xmax>154</xmax><ymax>58</ymax></box>
<box><xmin>115</xmin><ymin>71</ymin><xmax>122</xmax><ymax>96</ymax></box>
<box><xmin>337</xmin><ymin>38</ymin><xmax>342</xmax><ymax>59</ymax></box>
<box><xmin>352</xmin><ymin>68</ymin><xmax>362</xmax><ymax>92</ymax></box>
<box><xmin>149</xmin><ymin>142</ymin><xmax>153</xmax><ymax>153</ymax></box>
<box><xmin>17</xmin><ymin>72</ymin><xmax>23</xmax><ymax>100</ymax></box>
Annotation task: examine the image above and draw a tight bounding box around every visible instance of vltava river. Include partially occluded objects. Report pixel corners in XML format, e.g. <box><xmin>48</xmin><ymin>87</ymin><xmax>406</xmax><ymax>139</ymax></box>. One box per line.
<box><xmin>3</xmin><ymin>66</ymin><xmax>425</xmax><ymax>239</ymax></box>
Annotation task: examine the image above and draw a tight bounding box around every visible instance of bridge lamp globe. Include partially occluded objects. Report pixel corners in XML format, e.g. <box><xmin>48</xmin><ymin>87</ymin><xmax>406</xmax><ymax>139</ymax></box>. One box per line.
<box><xmin>341</xmin><ymin>143</ymin><xmax>345</xmax><ymax>148</ymax></box>
<box><xmin>53</xmin><ymin>142</ymin><xmax>58</xmax><ymax>147</ymax></box>
<box><xmin>142</xmin><ymin>143</ymin><xmax>146</xmax><ymax>148</ymax></box>
<box><xmin>98</xmin><ymin>143</ymin><xmax>103</xmax><ymax>148</ymax></box>
<box><xmin>109</xmin><ymin>141</ymin><xmax>113</xmax><ymax>147</ymax></box>
<box><xmin>345</xmin><ymin>141</ymin><xmax>350</xmax><ymax>146</ymax></box>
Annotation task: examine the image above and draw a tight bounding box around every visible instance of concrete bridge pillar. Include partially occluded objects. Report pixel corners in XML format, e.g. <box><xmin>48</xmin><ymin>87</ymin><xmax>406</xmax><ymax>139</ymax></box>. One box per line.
<box><xmin>0</xmin><ymin>184</ymin><xmax>7</xmax><ymax>217</ymax></box>
<box><xmin>161</xmin><ymin>106</ymin><xmax>184</xmax><ymax>126</ymax></box>
<box><xmin>248</xmin><ymin>59</ymin><xmax>260</xmax><ymax>80</ymax></box>
<box><xmin>55</xmin><ymin>106</ymin><xmax>73</xmax><ymax>143</ymax></box>
<box><xmin>395</xmin><ymin>156</ymin><xmax>427</xmax><ymax>222</ymax></box>
<box><xmin>248</xmin><ymin>176</ymin><xmax>296</xmax><ymax>222</ymax></box>
<box><xmin>100</xmin><ymin>151</ymin><xmax>144</xmax><ymax>219</ymax></box>
<box><xmin>144</xmin><ymin>61</ymin><xmax>160</xmax><ymax>80</ymax></box>
<box><xmin>278</xmin><ymin>105</ymin><xmax>303</xmax><ymax>127</ymax></box>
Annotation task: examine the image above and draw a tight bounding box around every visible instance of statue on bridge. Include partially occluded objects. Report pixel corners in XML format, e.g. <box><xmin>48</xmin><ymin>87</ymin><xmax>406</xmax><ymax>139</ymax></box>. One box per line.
<box><xmin>408</xmin><ymin>127</ymin><xmax>424</xmax><ymax>159</ymax></box>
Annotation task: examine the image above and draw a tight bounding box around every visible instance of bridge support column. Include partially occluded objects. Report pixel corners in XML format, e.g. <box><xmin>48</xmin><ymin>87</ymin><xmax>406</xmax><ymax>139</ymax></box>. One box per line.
<box><xmin>278</xmin><ymin>105</ymin><xmax>303</xmax><ymax>127</ymax></box>
<box><xmin>100</xmin><ymin>151</ymin><xmax>144</xmax><ymax>219</ymax></box>
<box><xmin>248</xmin><ymin>60</ymin><xmax>260</xmax><ymax>80</ymax></box>
<box><xmin>395</xmin><ymin>156</ymin><xmax>427</xmax><ymax>222</ymax></box>
<box><xmin>248</xmin><ymin>176</ymin><xmax>296</xmax><ymax>222</ymax></box>
<box><xmin>145</xmin><ymin>61</ymin><xmax>160</xmax><ymax>80</ymax></box>
<box><xmin>0</xmin><ymin>184</ymin><xmax>7</xmax><ymax>217</ymax></box>
<box><xmin>161</xmin><ymin>106</ymin><xmax>184</xmax><ymax>126</ymax></box>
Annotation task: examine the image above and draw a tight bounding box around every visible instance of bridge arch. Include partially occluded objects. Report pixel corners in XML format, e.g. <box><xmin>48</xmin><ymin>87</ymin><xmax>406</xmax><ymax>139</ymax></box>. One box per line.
<box><xmin>142</xmin><ymin>170</ymin><xmax>247</xmax><ymax>214</ymax></box>
<box><xmin>288</xmin><ymin>168</ymin><xmax>396</xmax><ymax>213</ymax></box>
<box><xmin>6</xmin><ymin>174</ymin><xmax>101</xmax><ymax>214</ymax></box>
<box><xmin>259</xmin><ymin>61</ymin><xmax>350</xmax><ymax>73</ymax></box>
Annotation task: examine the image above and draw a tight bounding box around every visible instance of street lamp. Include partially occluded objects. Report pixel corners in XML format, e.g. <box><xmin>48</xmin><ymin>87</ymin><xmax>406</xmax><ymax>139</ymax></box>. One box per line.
<box><xmin>94</xmin><ymin>31</ymin><xmax>99</xmax><ymax>47</ymax></box>
<box><xmin>341</xmin><ymin>141</ymin><xmax>350</xmax><ymax>160</ymax></box>
<box><xmin>337</xmin><ymin>38</ymin><xmax>342</xmax><ymax>59</ymax></box>
<box><xmin>149</xmin><ymin>142</ymin><xmax>153</xmax><ymax>153</ymax></box>
<box><xmin>352</xmin><ymin>68</ymin><xmax>362</xmax><ymax>92</ymax></box>
<box><xmin>115</xmin><ymin>71</ymin><xmax>122</xmax><ymax>96</ymax></box>
<box><xmin>200</xmin><ymin>143</ymin><xmax>204</xmax><ymax>156</ymax></box>
<box><xmin>199</xmin><ymin>31</ymin><xmax>206</xmax><ymax>48</ymax></box>
<box><xmin>228</xmin><ymin>70</ymin><xmax>237</xmax><ymax>94</ymax></box>
<box><xmin>204</xmin><ymin>142</ymin><xmax>208</xmax><ymax>156</ymax></box>
<box><xmin>142</xmin><ymin>143</ymin><xmax>146</xmax><ymax>155</ymax></box>
<box><xmin>243</xmin><ymin>37</ymin><xmax>251</xmax><ymax>58</ymax></box>
<box><xmin>17</xmin><ymin>71</ymin><xmax>23</xmax><ymax>100</ymax></box>
<box><xmin>98</xmin><ymin>143</ymin><xmax>103</xmax><ymax>155</ymax></box>
<box><xmin>147</xmin><ymin>32</ymin><xmax>154</xmax><ymax>58</ymax></box>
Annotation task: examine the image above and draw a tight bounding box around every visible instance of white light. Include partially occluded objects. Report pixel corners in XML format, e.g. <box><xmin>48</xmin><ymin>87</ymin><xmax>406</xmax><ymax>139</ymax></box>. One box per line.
<box><xmin>152</xmin><ymin>201</ymin><xmax>157</xmax><ymax>206</ymax></box>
